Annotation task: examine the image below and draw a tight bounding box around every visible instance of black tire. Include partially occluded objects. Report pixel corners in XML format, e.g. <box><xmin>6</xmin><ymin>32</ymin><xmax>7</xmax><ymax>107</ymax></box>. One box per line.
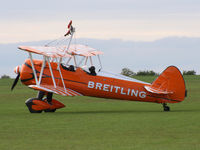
<box><xmin>164</xmin><ymin>106</ymin><xmax>170</xmax><ymax>111</ymax></box>
<box><xmin>25</xmin><ymin>98</ymin><xmax>42</xmax><ymax>113</ymax></box>
<box><xmin>44</xmin><ymin>109</ymin><xmax>56</xmax><ymax>113</ymax></box>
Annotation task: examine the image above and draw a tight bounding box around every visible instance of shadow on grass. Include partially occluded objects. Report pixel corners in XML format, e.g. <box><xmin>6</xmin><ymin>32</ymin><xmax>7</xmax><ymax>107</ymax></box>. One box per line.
<box><xmin>57</xmin><ymin>110</ymin><xmax>160</xmax><ymax>114</ymax></box>
<box><xmin>170</xmin><ymin>109</ymin><xmax>200</xmax><ymax>112</ymax></box>
<box><xmin>54</xmin><ymin>108</ymin><xmax>200</xmax><ymax>115</ymax></box>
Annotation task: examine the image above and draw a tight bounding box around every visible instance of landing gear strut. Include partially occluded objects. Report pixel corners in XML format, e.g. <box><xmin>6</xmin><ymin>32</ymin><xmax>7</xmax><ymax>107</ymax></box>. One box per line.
<box><xmin>43</xmin><ymin>92</ymin><xmax>56</xmax><ymax>112</ymax></box>
<box><xmin>162</xmin><ymin>103</ymin><xmax>170</xmax><ymax>111</ymax></box>
<box><xmin>37</xmin><ymin>91</ymin><xmax>45</xmax><ymax>100</ymax></box>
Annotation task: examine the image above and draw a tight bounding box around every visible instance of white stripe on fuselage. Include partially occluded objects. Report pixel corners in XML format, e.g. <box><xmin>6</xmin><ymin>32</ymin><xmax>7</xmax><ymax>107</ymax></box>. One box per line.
<box><xmin>97</xmin><ymin>70</ymin><xmax>150</xmax><ymax>84</ymax></box>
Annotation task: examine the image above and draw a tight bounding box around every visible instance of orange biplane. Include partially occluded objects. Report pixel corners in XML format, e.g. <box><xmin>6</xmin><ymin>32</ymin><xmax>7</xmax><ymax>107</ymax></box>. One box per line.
<box><xmin>11</xmin><ymin>21</ymin><xmax>187</xmax><ymax>113</ymax></box>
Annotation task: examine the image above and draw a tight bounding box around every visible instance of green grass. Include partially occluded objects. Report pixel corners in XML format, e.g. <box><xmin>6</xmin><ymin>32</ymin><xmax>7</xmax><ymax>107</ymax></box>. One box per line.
<box><xmin>0</xmin><ymin>76</ymin><xmax>200</xmax><ymax>150</ymax></box>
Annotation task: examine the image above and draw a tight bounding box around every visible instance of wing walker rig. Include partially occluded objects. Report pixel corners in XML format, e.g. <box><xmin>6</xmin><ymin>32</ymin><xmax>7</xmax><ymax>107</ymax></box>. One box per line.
<box><xmin>11</xmin><ymin>20</ymin><xmax>187</xmax><ymax>113</ymax></box>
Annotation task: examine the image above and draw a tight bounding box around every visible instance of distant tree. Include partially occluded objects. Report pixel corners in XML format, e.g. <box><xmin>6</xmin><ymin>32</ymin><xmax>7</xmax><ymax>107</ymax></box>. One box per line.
<box><xmin>121</xmin><ymin>68</ymin><xmax>136</xmax><ymax>77</ymax></box>
<box><xmin>183</xmin><ymin>70</ymin><xmax>196</xmax><ymax>75</ymax></box>
<box><xmin>136</xmin><ymin>70</ymin><xmax>158</xmax><ymax>76</ymax></box>
<box><xmin>121</xmin><ymin>68</ymin><xmax>158</xmax><ymax>76</ymax></box>
<box><xmin>1</xmin><ymin>74</ymin><xmax>11</xmax><ymax>79</ymax></box>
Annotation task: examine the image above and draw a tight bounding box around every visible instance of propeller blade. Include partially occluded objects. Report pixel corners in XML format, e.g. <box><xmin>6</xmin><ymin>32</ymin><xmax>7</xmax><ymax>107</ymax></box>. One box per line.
<box><xmin>11</xmin><ymin>74</ymin><xmax>20</xmax><ymax>91</ymax></box>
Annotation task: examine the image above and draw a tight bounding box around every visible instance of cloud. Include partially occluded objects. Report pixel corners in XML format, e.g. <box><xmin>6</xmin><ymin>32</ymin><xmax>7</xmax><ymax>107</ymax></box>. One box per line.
<box><xmin>1</xmin><ymin>37</ymin><xmax>200</xmax><ymax>78</ymax></box>
<box><xmin>1</xmin><ymin>18</ymin><xmax>200</xmax><ymax>44</ymax></box>
<box><xmin>1</xmin><ymin>0</ymin><xmax>200</xmax><ymax>21</ymax></box>
<box><xmin>1</xmin><ymin>0</ymin><xmax>200</xmax><ymax>43</ymax></box>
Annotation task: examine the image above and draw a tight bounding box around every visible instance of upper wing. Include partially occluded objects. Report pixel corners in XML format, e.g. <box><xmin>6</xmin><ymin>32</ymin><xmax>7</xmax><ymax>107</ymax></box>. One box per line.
<box><xmin>18</xmin><ymin>44</ymin><xmax>103</xmax><ymax>57</ymax></box>
<box><xmin>68</xmin><ymin>44</ymin><xmax>103</xmax><ymax>56</ymax></box>
<box><xmin>18</xmin><ymin>46</ymin><xmax>72</xmax><ymax>58</ymax></box>
<box><xmin>29</xmin><ymin>84</ymin><xmax>83</xmax><ymax>96</ymax></box>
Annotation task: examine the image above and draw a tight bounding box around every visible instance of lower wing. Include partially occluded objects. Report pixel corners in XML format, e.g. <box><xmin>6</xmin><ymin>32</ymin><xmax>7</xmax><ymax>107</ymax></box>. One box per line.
<box><xmin>28</xmin><ymin>84</ymin><xmax>83</xmax><ymax>96</ymax></box>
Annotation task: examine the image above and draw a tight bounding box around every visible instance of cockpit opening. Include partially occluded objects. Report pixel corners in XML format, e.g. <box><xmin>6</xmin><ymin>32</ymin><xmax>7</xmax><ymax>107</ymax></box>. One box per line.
<box><xmin>61</xmin><ymin>64</ymin><xmax>75</xmax><ymax>72</ymax></box>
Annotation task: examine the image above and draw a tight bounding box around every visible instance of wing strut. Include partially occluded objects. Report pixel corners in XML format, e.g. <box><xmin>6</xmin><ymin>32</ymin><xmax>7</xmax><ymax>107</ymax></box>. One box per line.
<box><xmin>38</xmin><ymin>56</ymin><xmax>46</xmax><ymax>85</ymax></box>
<box><xmin>84</xmin><ymin>57</ymin><xmax>88</xmax><ymax>65</ymax></box>
<box><xmin>46</xmin><ymin>57</ymin><xmax>57</xmax><ymax>88</ymax></box>
<box><xmin>89</xmin><ymin>56</ymin><xmax>93</xmax><ymax>66</ymax></box>
<box><xmin>57</xmin><ymin>62</ymin><xmax>68</xmax><ymax>94</ymax></box>
<box><xmin>66</xmin><ymin>57</ymin><xmax>72</xmax><ymax>66</ymax></box>
<box><xmin>29</xmin><ymin>52</ymin><xmax>39</xmax><ymax>85</ymax></box>
<box><xmin>98</xmin><ymin>55</ymin><xmax>102</xmax><ymax>70</ymax></box>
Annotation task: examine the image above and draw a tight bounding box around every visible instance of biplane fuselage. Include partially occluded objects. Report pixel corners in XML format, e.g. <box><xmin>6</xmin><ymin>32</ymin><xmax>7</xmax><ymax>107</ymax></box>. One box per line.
<box><xmin>20</xmin><ymin>59</ymin><xmax>185</xmax><ymax>104</ymax></box>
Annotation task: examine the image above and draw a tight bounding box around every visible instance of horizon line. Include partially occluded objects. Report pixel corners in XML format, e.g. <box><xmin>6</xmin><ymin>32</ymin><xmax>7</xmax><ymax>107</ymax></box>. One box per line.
<box><xmin>1</xmin><ymin>35</ymin><xmax>200</xmax><ymax>45</ymax></box>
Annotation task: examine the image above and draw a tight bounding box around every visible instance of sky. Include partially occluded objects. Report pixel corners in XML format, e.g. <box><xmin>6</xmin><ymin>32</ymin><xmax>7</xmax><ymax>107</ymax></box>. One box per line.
<box><xmin>0</xmin><ymin>0</ymin><xmax>200</xmax><ymax>43</ymax></box>
<box><xmin>0</xmin><ymin>0</ymin><xmax>200</xmax><ymax>77</ymax></box>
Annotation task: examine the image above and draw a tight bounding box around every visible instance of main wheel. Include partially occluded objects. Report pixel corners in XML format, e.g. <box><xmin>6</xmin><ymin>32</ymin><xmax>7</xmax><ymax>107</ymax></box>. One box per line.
<box><xmin>44</xmin><ymin>109</ymin><xmax>56</xmax><ymax>113</ymax></box>
<box><xmin>164</xmin><ymin>106</ymin><xmax>170</xmax><ymax>111</ymax></box>
<box><xmin>25</xmin><ymin>98</ymin><xmax>42</xmax><ymax>113</ymax></box>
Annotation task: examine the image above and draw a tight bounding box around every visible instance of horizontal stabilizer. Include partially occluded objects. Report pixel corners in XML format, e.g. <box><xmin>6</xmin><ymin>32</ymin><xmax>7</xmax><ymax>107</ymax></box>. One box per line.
<box><xmin>144</xmin><ymin>85</ymin><xmax>173</xmax><ymax>94</ymax></box>
<box><xmin>28</xmin><ymin>84</ymin><xmax>83</xmax><ymax>96</ymax></box>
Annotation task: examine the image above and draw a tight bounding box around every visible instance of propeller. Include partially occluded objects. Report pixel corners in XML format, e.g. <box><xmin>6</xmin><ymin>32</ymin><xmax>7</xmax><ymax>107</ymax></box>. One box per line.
<box><xmin>11</xmin><ymin>73</ymin><xmax>20</xmax><ymax>91</ymax></box>
<box><xmin>11</xmin><ymin>65</ymin><xmax>21</xmax><ymax>91</ymax></box>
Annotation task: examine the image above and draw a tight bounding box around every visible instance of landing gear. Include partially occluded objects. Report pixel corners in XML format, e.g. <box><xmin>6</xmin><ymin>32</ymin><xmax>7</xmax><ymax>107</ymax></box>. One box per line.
<box><xmin>43</xmin><ymin>92</ymin><xmax>56</xmax><ymax>112</ymax></box>
<box><xmin>37</xmin><ymin>91</ymin><xmax>45</xmax><ymax>100</ymax></box>
<box><xmin>162</xmin><ymin>103</ymin><xmax>170</xmax><ymax>111</ymax></box>
<box><xmin>25</xmin><ymin>98</ymin><xmax>43</xmax><ymax>113</ymax></box>
<box><xmin>25</xmin><ymin>91</ymin><xmax>55</xmax><ymax>113</ymax></box>
<box><xmin>25</xmin><ymin>91</ymin><xmax>65</xmax><ymax>113</ymax></box>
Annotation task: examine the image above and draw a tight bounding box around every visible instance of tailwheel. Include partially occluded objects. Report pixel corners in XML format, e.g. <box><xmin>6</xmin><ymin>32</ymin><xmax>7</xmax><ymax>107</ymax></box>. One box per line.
<box><xmin>163</xmin><ymin>103</ymin><xmax>170</xmax><ymax>112</ymax></box>
<box><xmin>25</xmin><ymin>98</ymin><xmax>43</xmax><ymax>113</ymax></box>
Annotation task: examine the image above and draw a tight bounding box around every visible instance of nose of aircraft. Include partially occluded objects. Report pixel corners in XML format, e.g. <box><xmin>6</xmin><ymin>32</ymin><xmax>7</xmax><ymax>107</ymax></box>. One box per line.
<box><xmin>14</xmin><ymin>65</ymin><xmax>21</xmax><ymax>74</ymax></box>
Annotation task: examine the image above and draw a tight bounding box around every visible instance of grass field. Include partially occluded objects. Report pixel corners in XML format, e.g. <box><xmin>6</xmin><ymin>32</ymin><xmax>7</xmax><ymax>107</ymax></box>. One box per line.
<box><xmin>0</xmin><ymin>76</ymin><xmax>200</xmax><ymax>150</ymax></box>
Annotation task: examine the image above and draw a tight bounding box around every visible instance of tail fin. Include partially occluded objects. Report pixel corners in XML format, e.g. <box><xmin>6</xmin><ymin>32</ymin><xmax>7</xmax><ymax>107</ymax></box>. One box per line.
<box><xmin>144</xmin><ymin>66</ymin><xmax>186</xmax><ymax>103</ymax></box>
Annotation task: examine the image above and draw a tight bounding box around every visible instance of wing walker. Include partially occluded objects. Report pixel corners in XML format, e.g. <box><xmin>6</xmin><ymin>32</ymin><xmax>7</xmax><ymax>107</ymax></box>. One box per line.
<box><xmin>11</xmin><ymin>21</ymin><xmax>187</xmax><ymax>113</ymax></box>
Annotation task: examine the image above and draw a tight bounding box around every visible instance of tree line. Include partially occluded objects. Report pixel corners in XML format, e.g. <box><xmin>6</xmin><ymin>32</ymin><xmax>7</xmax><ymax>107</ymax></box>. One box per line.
<box><xmin>0</xmin><ymin>69</ymin><xmax>197</xmax><ymax>79</ymax></box>
<box><xmin>121</xmin><ymin>68</ymin><xmax>197</xmax><ymax>77</ymax></box>
<box><xmin>1</xmin><ymin>75</ymin><xmax>11</xmax><ymax>79</ymax></box>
